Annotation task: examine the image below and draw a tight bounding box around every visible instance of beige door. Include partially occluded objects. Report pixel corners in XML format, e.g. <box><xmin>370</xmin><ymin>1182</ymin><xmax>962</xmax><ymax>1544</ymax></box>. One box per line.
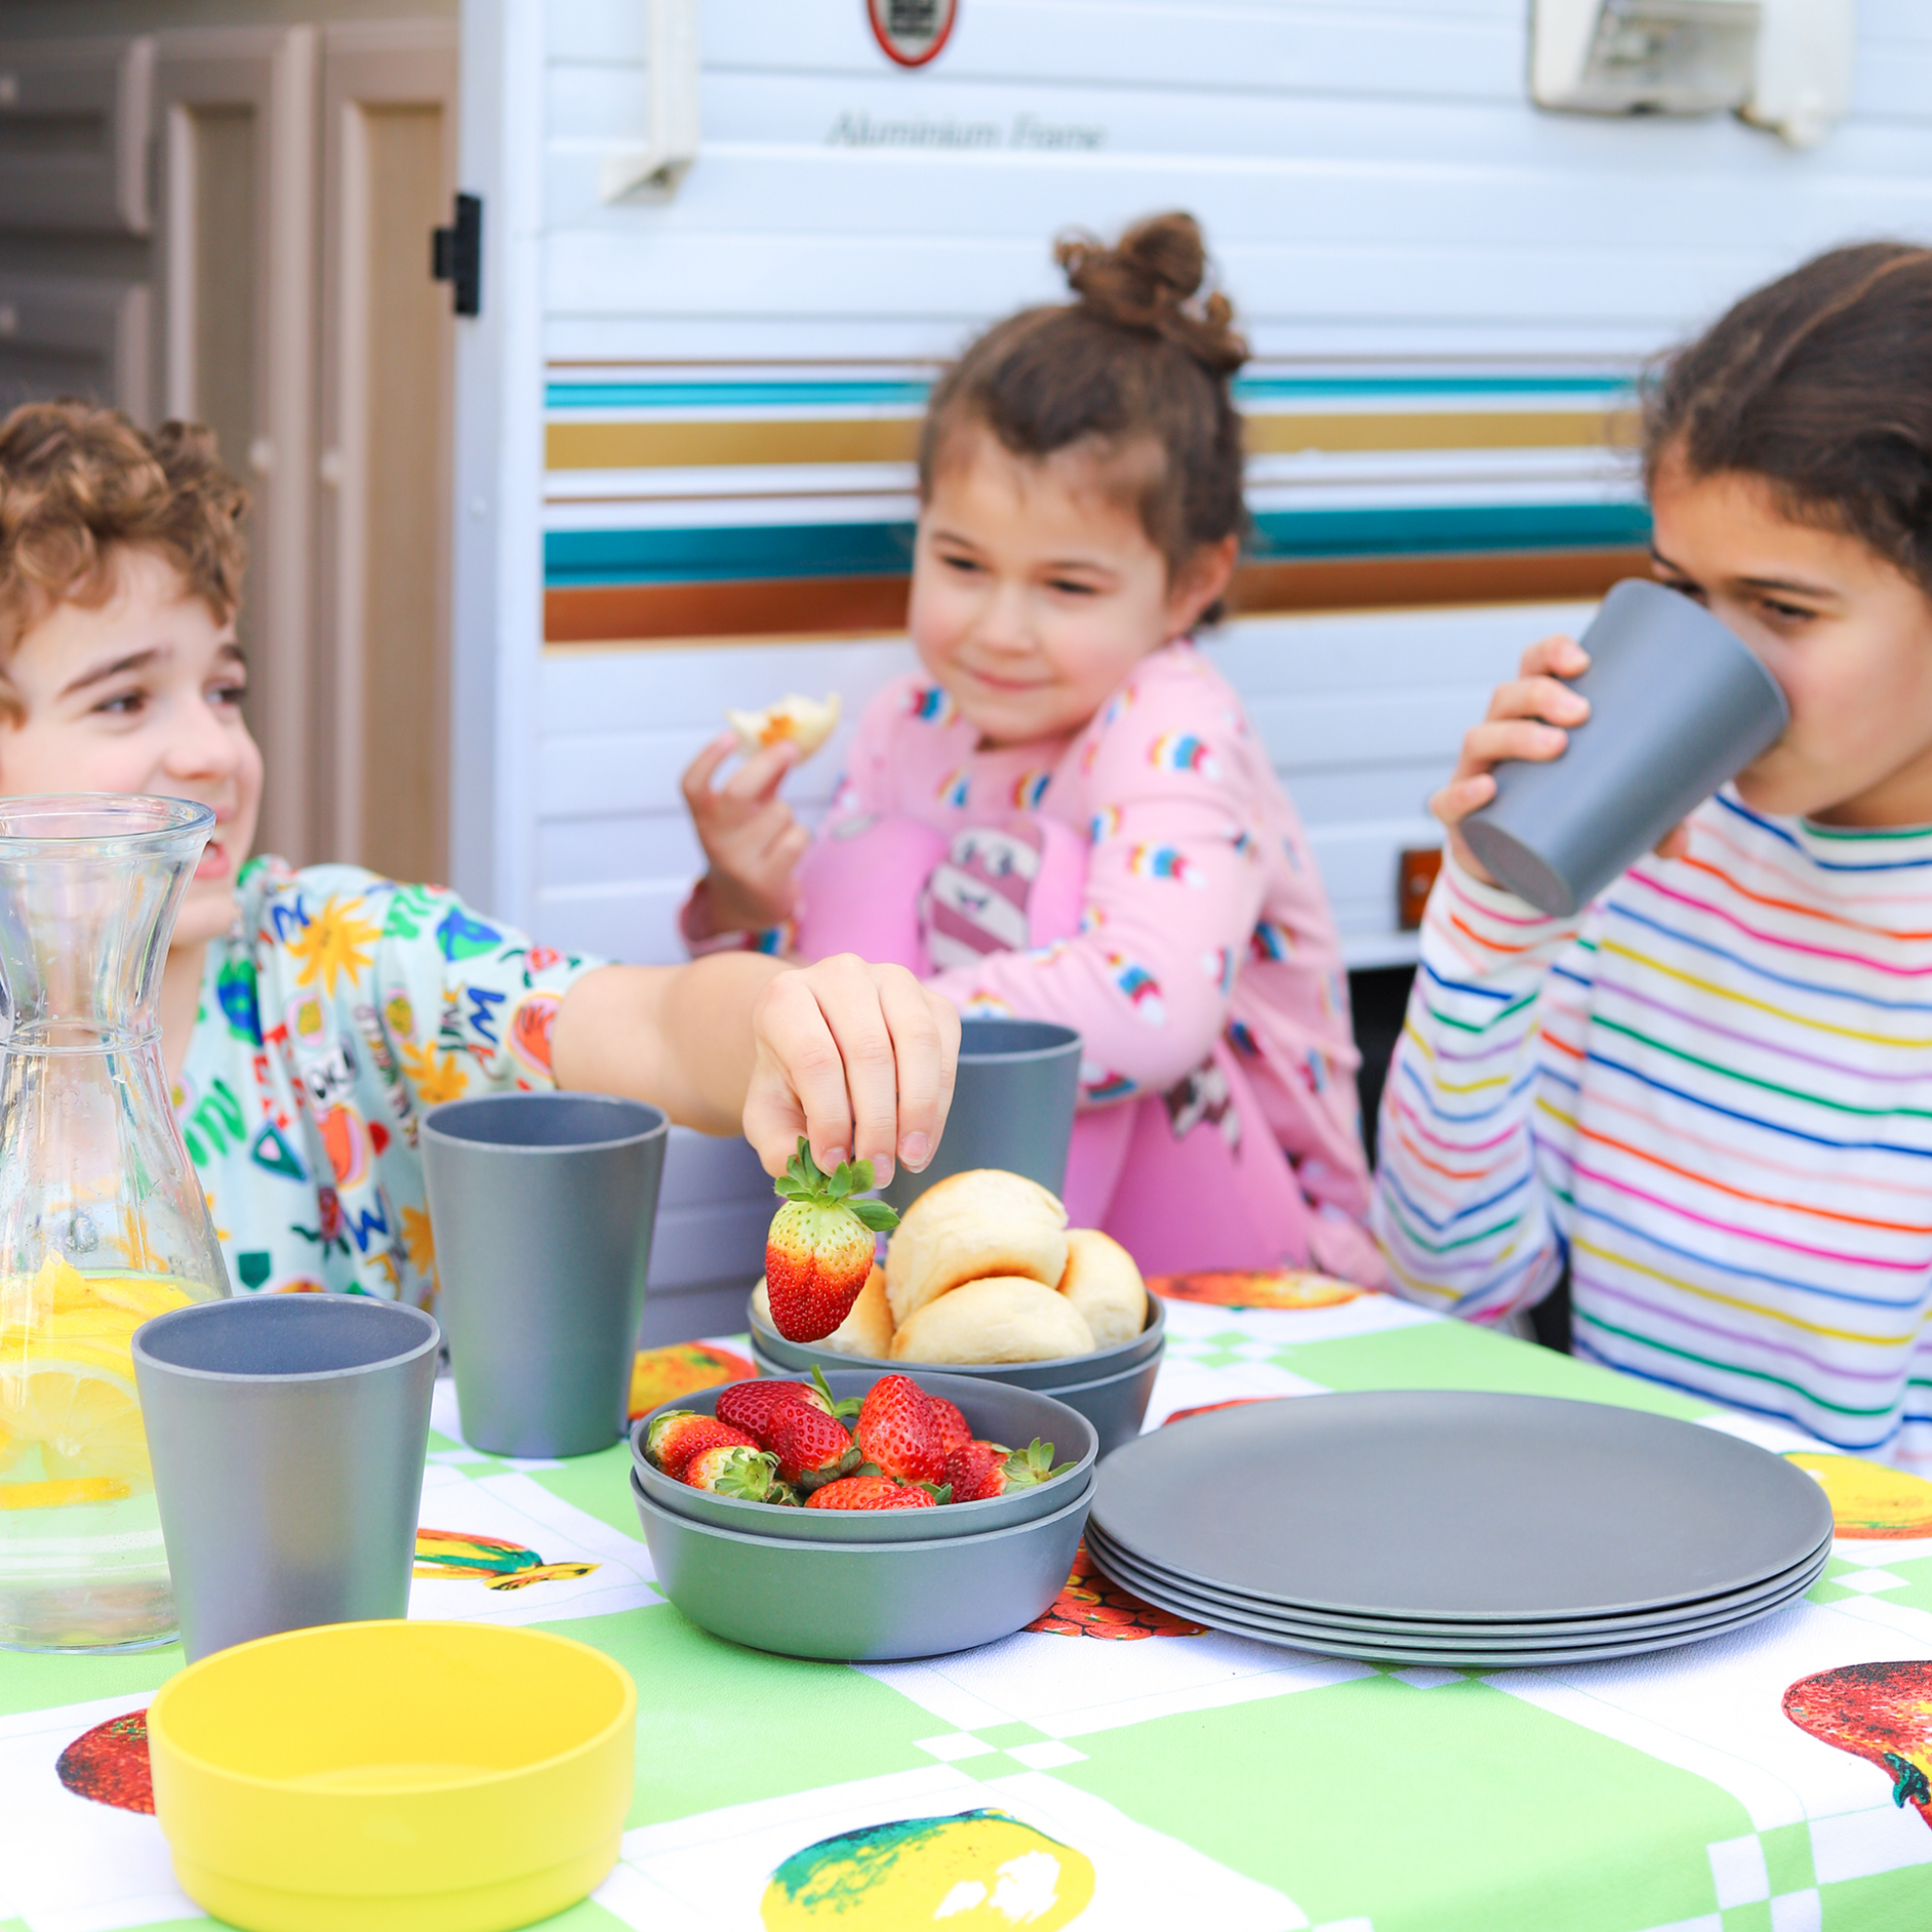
<box><xmin>155</xmin><ymin>27</ymin><xmax>317</xmax><ymax>866</ymax></box>
<box><xmin>317</xmin><ymin>21</ymin><xmax>457</xmax><ymax>887</ymax></box>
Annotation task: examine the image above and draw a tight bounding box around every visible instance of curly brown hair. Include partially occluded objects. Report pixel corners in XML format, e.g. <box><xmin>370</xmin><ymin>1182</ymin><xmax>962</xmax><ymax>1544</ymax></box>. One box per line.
<box><xmin>0</xmin><ymin>400</ymin><xmax>247</xmax><ymax>689</ymax></box>
<box><xmin>918</xmin><ymin>210</ymin><xmax>1249</xmax><ymax>622</ymax></box>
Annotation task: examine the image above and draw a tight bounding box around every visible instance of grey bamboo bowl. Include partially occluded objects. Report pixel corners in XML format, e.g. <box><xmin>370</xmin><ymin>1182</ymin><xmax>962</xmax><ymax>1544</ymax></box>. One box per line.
<box><xmin>748</xmin><ymin>1284</ymin><xmax>1167</xmax><ymax>1386</ymax></box>
<box><xmin>631</xmin><ymin>1369</ymin><xmax>1097</xmax><ymax>1543</ymax></box>
<box><xmin>749</xmin><ymin>1312</ymin><xmax>1166</xmax><ymax>1457</ymax></box>
<box><xmin>630</xmin><ymin>1472</ymin><xmax>1093</xmax><ymax>1660</ymax></box>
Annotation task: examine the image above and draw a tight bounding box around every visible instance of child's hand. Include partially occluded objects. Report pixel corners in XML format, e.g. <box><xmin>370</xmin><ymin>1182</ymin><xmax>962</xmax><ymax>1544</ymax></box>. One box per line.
<box><xmin>681</xmin><ymin>734</ymin><xmax>810</xmax><ymax>934</ymax></box>
<box><xmin>1432</xmin><ymin>633</ymin><xmax>1691</xmax><ymax>891</ymax></box>
<box><xmin>744</xmin><ymin>955</ymin><xmax>959</xmax><ymax>1186</ymax></box>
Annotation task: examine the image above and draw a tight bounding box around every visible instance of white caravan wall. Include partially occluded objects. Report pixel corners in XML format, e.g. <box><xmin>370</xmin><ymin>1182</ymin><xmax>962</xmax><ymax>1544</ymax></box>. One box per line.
<box><xmin>515</xmin><ymin>0</ymin><xmax>1932</xmax><ymax>973</ymax></box>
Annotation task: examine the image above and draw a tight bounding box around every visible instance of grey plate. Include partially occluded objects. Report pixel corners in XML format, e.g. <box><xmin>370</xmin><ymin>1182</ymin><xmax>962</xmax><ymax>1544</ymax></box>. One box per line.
<box><xmin>631</xmin><ymin>1369</ymin><xmax>1096</xmax><ymax>1542</ymax></box>
<box><xmin>749</xmin><ymin>1336</ymin><xmax>1162</xmax><ymax>1459</ymax></box>
<box><xmin>631</xmin><ymin>1470</ymin><xmax>1092</xmax><ymax>1660</ymax></box>
<box><xmin>1085</xmin><ymin>1524</ymin><xmax>1831</xmax><ymax>1651</ymax></box>
<box><xmin>1083</xmin><ymin>1518</ymin><xmax>1834</xmax><ymax>1637</ymax></box>
<box><xmin>1080</xmin><ymin>1547</ymin><xmax>1821</xmax><ymax>1668</ymax></box>
<box><xmin>749</xmin><ymin>1286</ymin><xmax>1167</xmax><ymax>1386</ymax></box>
<box><xmin>1091</xmin><ymin>1391</ymin><xmax>1834</xmax><ymax>1621</ymax></box>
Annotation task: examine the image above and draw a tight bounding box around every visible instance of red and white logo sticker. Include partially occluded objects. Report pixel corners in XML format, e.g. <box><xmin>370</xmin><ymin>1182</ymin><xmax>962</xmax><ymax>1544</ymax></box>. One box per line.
<box><xmin>868</xmin><ymin>0</ymin><xmax>957</xmax><ymax>68</ymax></box>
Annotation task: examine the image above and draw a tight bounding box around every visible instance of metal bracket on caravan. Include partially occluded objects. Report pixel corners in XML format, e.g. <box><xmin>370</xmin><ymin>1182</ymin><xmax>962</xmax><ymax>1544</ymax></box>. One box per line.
<box><xmin>601</xmin><ymin>0</ymin><xmax>701</xmax><ymax>202</ymax></box>
<box><xmin>1530</xmin><ymin>0</ymin><xmax>1851</xmax><ymax>148</ymax></box>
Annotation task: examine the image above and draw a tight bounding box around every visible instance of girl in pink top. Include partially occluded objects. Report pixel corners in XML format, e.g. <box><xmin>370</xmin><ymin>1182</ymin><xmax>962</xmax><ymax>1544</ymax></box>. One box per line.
<box><xmin>682</xmin><ymin>213</ymin><xmax>1380</xmax><ymax>1284</ymax></box>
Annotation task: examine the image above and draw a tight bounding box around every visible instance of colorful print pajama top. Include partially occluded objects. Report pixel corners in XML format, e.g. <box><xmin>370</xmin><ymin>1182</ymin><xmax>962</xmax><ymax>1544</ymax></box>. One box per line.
<box><xmin>762</xmin><ymin>641</ymin><xmax>1382</xmax><ymax>1283</ymax></box>
<box><xmin>175</xmin><ymin>856</ymin><xmax>595</xmax><ymax>1304</ymax></box>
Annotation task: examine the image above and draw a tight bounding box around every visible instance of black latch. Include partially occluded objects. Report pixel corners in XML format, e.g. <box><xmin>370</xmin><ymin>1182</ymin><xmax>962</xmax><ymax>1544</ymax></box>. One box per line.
<box><xmin>431</xmin><ymin>193</ymin><xmax>483</xmax><ymax>318</ymax></box>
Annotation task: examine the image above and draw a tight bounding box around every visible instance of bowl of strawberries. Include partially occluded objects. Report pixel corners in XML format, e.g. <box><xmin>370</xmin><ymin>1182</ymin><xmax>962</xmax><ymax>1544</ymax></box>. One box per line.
<box><xmin>627</xmin><ymin>1369</ymin><xmax>1097</xmax><ymax>1658</ymax></box>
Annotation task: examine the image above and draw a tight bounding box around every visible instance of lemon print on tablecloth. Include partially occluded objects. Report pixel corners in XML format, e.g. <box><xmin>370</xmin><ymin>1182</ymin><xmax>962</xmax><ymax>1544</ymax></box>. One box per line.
<box><xmin>1786</xmin><ymin>1451</ymin><xmax>1932</xmax><ymax>1539</ymax></box>
<box><xmin>761</xmin><ymin>1808</ymin><xmax>1095</xmax><ymax>1929</ymax></box>
<box><xmin>0</xmin><ymin>1256</ymin><xmax>195</xmax><ymax>1509</ymax></box>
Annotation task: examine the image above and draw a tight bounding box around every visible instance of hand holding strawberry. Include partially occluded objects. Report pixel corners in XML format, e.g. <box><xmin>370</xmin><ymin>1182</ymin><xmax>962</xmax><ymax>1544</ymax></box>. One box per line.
<box><xmin>764</xmin><ymin>1137</ymin><xmax>900</xmax><ymax>1342</ymax></box>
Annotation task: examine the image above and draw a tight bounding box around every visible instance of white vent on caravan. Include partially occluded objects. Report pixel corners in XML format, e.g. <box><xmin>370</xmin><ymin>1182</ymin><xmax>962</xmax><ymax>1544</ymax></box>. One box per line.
<box><xmin>601</xmin><ymin>0</ymin><xmax>701</xmax><ymax>202</ymax></box>
<box><xmin>1531</xmin><ymin>0</ymin><xmax>1853</xmax><ymax>147</ymax></box>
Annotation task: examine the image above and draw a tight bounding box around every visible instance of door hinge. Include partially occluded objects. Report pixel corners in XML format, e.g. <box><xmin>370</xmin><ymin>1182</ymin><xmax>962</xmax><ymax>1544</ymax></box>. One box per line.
<box><xmin>431</xmin><ymin>193</ymin><xmax>483</xmax><ymax>318</ymax></box>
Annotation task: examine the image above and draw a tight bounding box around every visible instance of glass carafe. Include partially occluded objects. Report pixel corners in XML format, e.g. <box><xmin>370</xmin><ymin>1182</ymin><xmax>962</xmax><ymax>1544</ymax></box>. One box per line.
<box><xmin>0</xmin><ymin>796</ymin><xmax>230</xmax><ymax>1651</ymax></box>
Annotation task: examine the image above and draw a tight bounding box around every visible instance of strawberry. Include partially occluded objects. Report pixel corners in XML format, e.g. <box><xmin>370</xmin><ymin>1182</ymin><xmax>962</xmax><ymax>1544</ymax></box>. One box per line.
<box><xmin>944</xmin><ymin>1438</ymin><xmax>1075</xmax><ymax>1503</ymax></box>
<box><xmin>766</xmin><ymin>1398</ymin><xmax>862</xmax><ymax>1490</ymax></box>
<box><xmin>926</xmin><ymin>1395</ymin><xmax>974</xmax><ymax>1457</ymax></box>
<box><xmin>716</xmin><ymin>1368</ymin><xmax>861</xmax><ymax>1448</ymax></box>
<box><xmin>856</xmin><ymin>1373</ymin><xmax>946</xmax><ymax>1485</ymax></box>
<box><xmin>681</xmin><ymin>1444</ymin><xmax>781</xmax><ymax>1498</ymax></box>
<box><xmin>764</xmin><ymin>1138</ymin><xmax>899</xmax><ymax>1342</ymax></box>
<box><xmin>644</xmin><ymin>1411</ymin><xmax>757</xmax><ymax>1478</ymax></box>
<box><xmin>715</xmin><ymin>1378</ymin><xmax>813</xmax><ymax>1444</ymax></box>
<box><xmin>806</xmin><ymin>1474</ymin><xmax>944</xmax><ymax>1511</ymax></box>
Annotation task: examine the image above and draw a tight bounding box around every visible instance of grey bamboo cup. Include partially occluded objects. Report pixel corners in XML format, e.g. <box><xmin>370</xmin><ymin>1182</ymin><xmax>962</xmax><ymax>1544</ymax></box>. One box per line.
<box><xmin>1461</xmin><ymin>579</ymin><xmax>1790</xmax><ymax>917</ymax></box>
<box><xmin>131</xmin><ymin>1295</ymin><xmax>439</xmax><ymax>1664</ymax></box>
<box><xmin>420</xmin><ymin>1092</ymin><xmax>668</xmax><ymax>1457</ymax></box>
<box><xmin>883</xmin><ymin>1017</ymin><xmax>1082</xmax><ymax>1212</ymax></box>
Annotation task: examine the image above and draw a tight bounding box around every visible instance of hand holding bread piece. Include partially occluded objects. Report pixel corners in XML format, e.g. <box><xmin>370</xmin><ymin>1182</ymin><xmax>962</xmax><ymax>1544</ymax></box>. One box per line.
<box><xmin>1056</xmin><ymin>1229</ymin><xmax>1149</xmax><ymax>1349</ymax></box>
<box><xmin>884</xmin><ymin>1169</ymin><xmax>1069</xmax><ymax>1326</ymax></box>
<box><xmin>891</xmin><ymin>1276</ymin><xmax>1094</xmax><ymax>1364</ymax></box>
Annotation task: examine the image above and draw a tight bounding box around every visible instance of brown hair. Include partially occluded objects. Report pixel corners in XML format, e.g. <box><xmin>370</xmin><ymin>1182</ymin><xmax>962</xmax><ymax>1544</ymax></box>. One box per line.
<box><xmin>918</xmin><ymin>210</ymin><xmax>1249</xmax><ymax>620</ymax></box>
<box><xmin>0</xmin><ymin>399</ymin><xmax>247</xmax><ymax>681</ymax></box>
<box><xmin>1643</xmin><ymin>242</ymin><xmax>1932</xmax><ymax>594</ymax></box>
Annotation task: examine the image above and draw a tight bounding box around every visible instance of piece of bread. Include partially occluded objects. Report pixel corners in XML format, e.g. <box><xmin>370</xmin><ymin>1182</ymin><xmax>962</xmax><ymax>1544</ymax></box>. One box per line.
<box><xmin>820</xmin><ymin>1264</ymin><xmax>894</xmax><ymax>1359</ymax></box>
<box><xmin>1056</xmin><ymin>1228</ymin><xmax>1148</xmax><ymax>1349</ymax></box>
<box><xmin>891</xmin><ymin>1276</ymin><xmax>1095</xmax><ymax>1364</ymax></box>
<box><xmin>883</xmin><ymin>1169</ymin><xmax>1069</xmax><ymax>1325</ymax></box>
<box><xmin>753</xmin><ymin>1268</ymin><xmax>894</xmax><ymax>1360</ymax></box>
<box><xmin>726</xmin><ymin>692</ymin><xmax>841</xmax><ymax>761</ymax></box>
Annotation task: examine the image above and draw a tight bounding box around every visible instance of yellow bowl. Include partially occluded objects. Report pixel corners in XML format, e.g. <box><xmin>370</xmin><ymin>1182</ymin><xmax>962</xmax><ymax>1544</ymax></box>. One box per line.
<box><xmin>146</xmin><ymin>1620</ymin><xmax>635</xmax><ymax>1932</ymax></box>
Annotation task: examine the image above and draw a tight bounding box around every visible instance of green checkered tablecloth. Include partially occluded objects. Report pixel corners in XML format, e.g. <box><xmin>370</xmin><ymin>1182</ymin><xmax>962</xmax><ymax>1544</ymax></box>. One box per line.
<box><xmin>5</xmin><ymin>1289</ymin><xmax>1930</xmax><ymax>1932</ymax></box>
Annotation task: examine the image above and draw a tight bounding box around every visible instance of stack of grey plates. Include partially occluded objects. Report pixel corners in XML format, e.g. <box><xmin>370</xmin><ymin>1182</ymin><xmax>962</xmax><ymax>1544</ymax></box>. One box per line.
<box><xmin>1085</xmin><ymin>1391</ymin><xmax>1834</xmax><ymax>1667</ymax></box>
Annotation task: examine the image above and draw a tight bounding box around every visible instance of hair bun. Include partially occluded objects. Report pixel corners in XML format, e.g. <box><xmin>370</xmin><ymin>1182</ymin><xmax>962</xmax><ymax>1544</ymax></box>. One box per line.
<box><xmin>1055</xmin><ymin>211</ymin><xmax>1248</xmax><ymax>378</ymax></box>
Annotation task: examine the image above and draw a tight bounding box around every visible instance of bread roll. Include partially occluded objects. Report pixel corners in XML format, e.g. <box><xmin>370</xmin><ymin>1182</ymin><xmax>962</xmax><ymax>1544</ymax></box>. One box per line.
<box><xmin>891</xmin><ymin>1276</ymin><xmax>1094</xmax><ymax>1365</ymax></box>
<box><xmin>1056</xmin><ymin>1228</ymin><xmax>1148</xmax><ymax>1348</ymax></box>
<box><xmin>726</xmin><ymin>692</ymin><xmax>840</xmax><ymax>761</ymax></box>
<box><xmin>884</xmin><ymin>1169</ymin><xmax>1068</xmax><ymax>1325</ymax></box>
<box><xmin>820</xmin><ymin>1264</ymin><xmax>894</xmax><ymax>1359</ymax></box>
<box><xmin>754</xmin><ymin>1269</ymin><xmax>894</xmax><ymax>1360</ymax></box>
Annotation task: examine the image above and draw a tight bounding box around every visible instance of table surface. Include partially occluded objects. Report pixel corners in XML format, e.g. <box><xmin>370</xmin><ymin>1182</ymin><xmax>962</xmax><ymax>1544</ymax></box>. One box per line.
<box><xmin>5</xmin><ymin>1286</ymin><xmax>1931</xmax><ymax>1932</ymax></box>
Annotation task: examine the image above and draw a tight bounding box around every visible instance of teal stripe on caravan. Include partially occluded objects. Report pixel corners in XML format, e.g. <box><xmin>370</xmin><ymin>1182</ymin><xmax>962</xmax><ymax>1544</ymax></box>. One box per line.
<box><xmin>543</xmin><ymin>502</ymin><xmax>1653</xmax><ymax>589</ymax></box>
<box><xmin>544</xmin><ymin>374</ymin><xmax>1637</xmax><ymax>413</ymax></box>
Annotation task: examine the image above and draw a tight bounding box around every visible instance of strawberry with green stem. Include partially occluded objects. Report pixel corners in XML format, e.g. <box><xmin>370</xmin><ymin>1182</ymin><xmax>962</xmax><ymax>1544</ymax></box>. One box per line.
<box><xmin>766</xmin><ymin>1397</ymin><xmax>863</xmax><ymax>1491</ymax></box>
<box><xmin>807</xmin><ymin>1473</ymin><xmax>950</xmax><ymax>1511</ymax></box>
<box><xmin>716</xmin><ymin>1367</ymin><xmax>858</xmax><ymax>1451</ymax></box>
<box><xmin>945</xmin><ymin>1439</ymin><xmax>1075</xmax><ymax>1503</ymax></box>
<box><xmin>682</xmin><ymin>1444</ymin><xmax>782</xmax><ymax>1499</ymax></box>
<box><xmin>765</xmin><ymin>1137</ymin><xmax>899</xmax><ymax>1342</ymax></box>
<box><xmin>644</xmin><ymin>1412</ymin><xmax>758</xmax><ymax>1478</ymax></box>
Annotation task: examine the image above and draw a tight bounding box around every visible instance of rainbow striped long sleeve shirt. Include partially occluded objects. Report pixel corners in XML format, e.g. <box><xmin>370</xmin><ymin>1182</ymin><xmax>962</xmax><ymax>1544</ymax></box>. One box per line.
<box><xmin>1373</xmin><ymin>789</ymin><xmax>1932</xmax><ymax>1469</ymax></box>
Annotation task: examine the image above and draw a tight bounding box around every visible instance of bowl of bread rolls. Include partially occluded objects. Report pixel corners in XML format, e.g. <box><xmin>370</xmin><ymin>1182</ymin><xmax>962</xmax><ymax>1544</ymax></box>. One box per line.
<box><xmin>749</xmin><ymin>1170</ymin><xmax>1165</xmax><ymax>1455</ymax></box>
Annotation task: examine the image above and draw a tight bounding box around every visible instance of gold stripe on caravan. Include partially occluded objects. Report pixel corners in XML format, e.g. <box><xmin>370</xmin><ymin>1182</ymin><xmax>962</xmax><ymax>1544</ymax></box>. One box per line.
<box><xmin>545</xmin><ymin>409</ymin><xmax>1638</xmax><ymax>473</ymax></box>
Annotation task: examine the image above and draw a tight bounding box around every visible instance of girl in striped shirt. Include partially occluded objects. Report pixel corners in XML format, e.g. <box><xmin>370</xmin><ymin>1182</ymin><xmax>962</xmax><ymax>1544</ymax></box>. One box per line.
<box><xmin>1376</xmin><ymin>244</ymin><xmax>1932</xmax><ymax>1467</ymax></box>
